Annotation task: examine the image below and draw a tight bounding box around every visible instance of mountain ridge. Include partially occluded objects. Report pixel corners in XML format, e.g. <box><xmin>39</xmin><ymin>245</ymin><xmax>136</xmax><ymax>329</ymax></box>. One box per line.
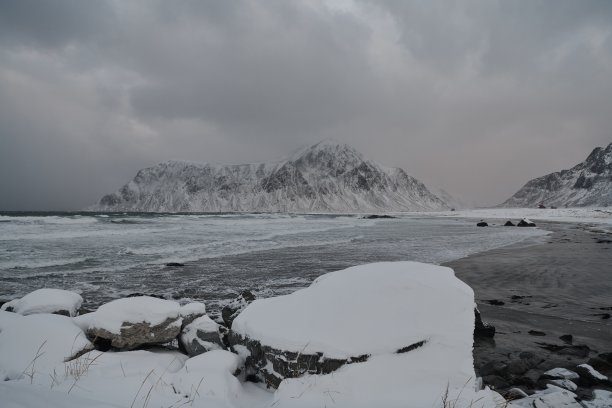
<box><xmin>93</xmin><ymin>141</ymin><xmax>448</xmax><ymax>213</ymax></box>
<box><xmin>501</xmin><ymin>142</ymin><xmax>612</xmax><ymax>208</ymax></box>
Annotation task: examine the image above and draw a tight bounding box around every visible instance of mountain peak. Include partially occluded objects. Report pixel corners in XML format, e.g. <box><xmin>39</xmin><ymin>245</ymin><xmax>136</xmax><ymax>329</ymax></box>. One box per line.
<box><xmin>502</xmin><ymin>142</ymin><xmax>612</xmax><ymax>207</ymax></box>
<box><xmin>290</xmin><ymin>140</ymin><xmax>363</xmax><ymax>160</ymax></box>
<box><xmin>93</xmin><ymin>140</ymin><xmax>446</xmax><ymax>212</ymax></box>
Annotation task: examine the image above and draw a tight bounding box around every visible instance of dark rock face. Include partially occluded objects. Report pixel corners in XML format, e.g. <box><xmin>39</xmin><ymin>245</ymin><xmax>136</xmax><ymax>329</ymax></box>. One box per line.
<box><xmin>228</xmin><ymin>331</ymin><xmax>426</xmax><ymax>389</ymax></box>
<box><xmin>474</xmin><ymin>308</ymin><xmax>495</xmax><ymax>338</ymax></box>
<box><xmin>575</xmin><ymin>364</ymin><xmax>610</xmax><ymax>387</ymax></box>
<box><xmin>221</xmin><ymin>291</ymin><xmax>256</xmax><ymax>328</ymax></box>
<box><xmin>179</xmin><ymin>316</ymin><xmax>225</xmax><ymax>357</ymax></box>
<box><xmin>87</xmin><ymin>317</ymin><xmax>181</xmax><ymax>351</ymax></box>
<box><xmin>229</xmin><ymin>332</ymin><xmax>421</xmax><ymax>389</ymax></box>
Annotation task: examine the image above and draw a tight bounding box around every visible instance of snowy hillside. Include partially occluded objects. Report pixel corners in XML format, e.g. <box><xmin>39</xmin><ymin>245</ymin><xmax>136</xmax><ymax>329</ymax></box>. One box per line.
<box><xmin>92</xmin><ymin>141</ymin><xmax>447</xmax><ymax>212</ymax></box>
<box><xmin>502</xmin><ymin>142</ymin><xmax>612</xmax><ymax>208</ymax></box>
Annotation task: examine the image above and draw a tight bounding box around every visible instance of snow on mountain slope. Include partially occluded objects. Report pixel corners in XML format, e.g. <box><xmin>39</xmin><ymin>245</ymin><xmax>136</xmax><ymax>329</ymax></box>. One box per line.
<box><xmin>502</xmin><ymin>142</ymin><xmax>612</xmax><ymax>208</ymax></box>
<box><xmin>93</xmin><ymin>140</ymin><xmax>447</xmax><ymax>213</ymax></box>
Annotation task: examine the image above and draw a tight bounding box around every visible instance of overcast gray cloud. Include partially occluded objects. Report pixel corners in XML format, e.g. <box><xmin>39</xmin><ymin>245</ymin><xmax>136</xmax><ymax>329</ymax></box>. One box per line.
<box><xmin>0</xmin><ymin>0</ymin><xmax>611</xmax><ymax>210</ymax></box>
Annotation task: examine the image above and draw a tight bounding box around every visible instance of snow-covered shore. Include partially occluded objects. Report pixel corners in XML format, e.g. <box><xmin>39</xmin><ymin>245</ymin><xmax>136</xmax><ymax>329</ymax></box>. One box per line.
<box><xmin>2</xmin><ymin>261</ymin><xmax>610</xmax><ymax>407</ymax></box>
<box><xmin>0</xmin><ymin>262</ymin><xmax>501</xmax><ymax>408</ymax></box>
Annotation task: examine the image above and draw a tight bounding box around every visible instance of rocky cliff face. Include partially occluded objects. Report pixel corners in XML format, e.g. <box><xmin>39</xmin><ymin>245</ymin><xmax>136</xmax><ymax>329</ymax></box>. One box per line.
<box><xmin>502</xmin><ymin>142</ymin><xmax>612</xmax><ymax>208</ymax></box>
<box><xmin>93</xmin><ymin>140</ymin><xmax>446</xmax><ymax>212</ymax></box>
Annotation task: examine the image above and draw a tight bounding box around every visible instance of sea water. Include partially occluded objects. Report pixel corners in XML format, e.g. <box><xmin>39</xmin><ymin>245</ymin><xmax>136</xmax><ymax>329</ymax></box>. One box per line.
<box><xmin>0</xmin><ymin>212</ymin><xmax>546</xmax><ymax>314</ymax></box>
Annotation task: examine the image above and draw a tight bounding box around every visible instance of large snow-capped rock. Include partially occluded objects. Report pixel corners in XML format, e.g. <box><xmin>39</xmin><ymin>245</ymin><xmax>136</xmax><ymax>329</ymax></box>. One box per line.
<box><xmin>92</xmin><ymin>140</ymin><xmax>446</xmax><ymax>212</ymax></box>
<box><xmin>229</xmin><ymin>261</ymin><xmax>503</xmax><ymax>407</ymax></box>
<box><xmin>502</xmin><ymin>142</ymin><xmax>612</xmax><ymax>208</ymax></box>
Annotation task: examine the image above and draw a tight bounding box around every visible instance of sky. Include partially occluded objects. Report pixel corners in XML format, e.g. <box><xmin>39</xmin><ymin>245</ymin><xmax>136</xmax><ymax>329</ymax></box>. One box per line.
<box><xmin>1</xmin><ymin>0</ymin><xmax>611</xmax><ymax>210</ymax></box>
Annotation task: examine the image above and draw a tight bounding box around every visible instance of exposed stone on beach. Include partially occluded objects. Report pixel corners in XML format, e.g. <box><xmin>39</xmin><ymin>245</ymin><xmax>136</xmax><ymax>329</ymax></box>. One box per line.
<box><xmin>221</xmin><ymin>290</ymin><xmax>256</xmax><ymax>328</ymax></box>
<box><xmin>179</xmin><ymin>302</ymin><xmax>207</xmax><ymax>328</ymax></box>
<box><xmin>477</xmin><ymin>221</ymin><xmax>489</xmax><ymax>227</ymax></box>
<box><xmin>504</xmin><ymin>220</ymin><xmax>516</xmax><ymax>226</ymax></box>
<box><xmin>517</xmin><ymin>218</ymin><xmax>536</xmax><ymax>227</ymax></box>
<box><xmin>180</xmin><ymin>315</ymin><xmax>225</xmax><ymax>356</ymax></box>
<box><xmin>529</xmin><ymin>330</ymin><xmax>547</xmax><ymax>336</ymax></box>
<box><xmin>228</xmin><ymin>331</ymin><xmax>371</xmax><ymax>388</ymax></box>
<box><xmin>165</xmin><ymin>262</ymin><xmax>185</xmax><ymax>267</ymax></box>
<box><xmin>485</xmin><ymin>299</ymin><xmax>505</xmax><ymax>306</ymax></box>
<box><xmin>536</xmin><ymin>343</ymin><xmax>591</xmax><ymax>358</ymax></box>
<box><xmin>560</xmin><ymin>334</ymin><xmax>574</xmax><ymax>344</ymax></box>
<box><xmin>361</xmin><ymin>214</ymin><xmax>397</xmax><ymax>219</ymax></box>
<box><xmin>474</xmin><ymin>308</ymin><xmax>496</xmax><ymax>338</ymax></box>
<box><xmin>575</xmin><ymin>364</ymin><xmax>609</xmax><ymax>387</ymax></box>
<box><xmin>75</xmin><ymin>296</ymin><xmax>182</xmax><ymax>351</ymax></box>
<box><xmin>0</xmin><ymin>288</ymin><xmax>83</xmax><ymax>317</ymax></box>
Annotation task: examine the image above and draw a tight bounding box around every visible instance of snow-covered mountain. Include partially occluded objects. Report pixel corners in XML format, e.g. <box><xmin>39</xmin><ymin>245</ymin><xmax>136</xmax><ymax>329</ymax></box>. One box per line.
<box><xmin>502</xmin><ymin>142</ymin><xmax>612</xmax><ymax>208</ymax></box>
<box><xmin>92</xmin><ymin>141</ymin><xmax>447</xmax><ymax>213</ymax></box>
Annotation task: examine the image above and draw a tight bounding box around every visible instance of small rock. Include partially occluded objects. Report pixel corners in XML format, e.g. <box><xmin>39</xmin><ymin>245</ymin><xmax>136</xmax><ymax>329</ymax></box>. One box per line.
<box><xmin>592</xmin><ymin>313</ymin><xmax>611</xmax><ymax>320</ymax></box>
<box><xmin>504</xmin><ymin>220</ymin><xmax>516</xmax><ymax>226</ymax></box>
<box><xmin>542</xmin><ymin>367</ymin><xmax>580</xmax><ymax>381</ymax></box>
<box><xmin>479</xmin><ymin>360</ymin><xmax>509</xmax><ymax>377</ymax></box>
<box><xmin>362</xmin><ymin>214</ymin><xmax>396</xmax><ymax>219</ymax></box>
<box><xmin>506</xmin><ymin>387</ymin><xmax>528</xmax><ymax>400</ymax></box>
<box><xmin>0</xmin><ymin>289</ymin><xmax>83</xmax><ymax>317</ymax></box>
<box><xmin>485</xmin><ymin>299</ymin><xmax>505</xmax><ymax>306</ymax></box>
<box><xmin>575</xmin><ymin>364</ymin><xmax>609</xmax><ymax>387</ymax></box>
<box><xmin>559</xmin><ymin>334</ymin><xmax>573</xmax><ymax>344</ymax></box>
<box><xmin>529</xmin><ymin>330</ymin><xmax>547</xmax><ymax>336</ymax></box>
<box><xmin>221</xmin><ymin>290</ymin><xmax>256</xmax><ymax>328</ymax></box>
<box><xmin>517</xmin><ymin>218</ymin><xmax>537</xmax><ymax>227</ymax></box>
<box><xmin>179</xmin><ymin>302</ymin><xmax>207</xmax><ymax>328</ymax></box>
<box><xmin>481</xmin><ymin>375</ymin><xmax>510</xmax><ymax>390</ymax></box>
<box><xmin>477</xmin><ymin>221</ymin><xmax>489</xmax><ymax>227</ymax></box>
<box><xmin>536</xmin><ymin>343</ymin><xmax>591</xmax><ymax>358</ymax></box>
<box><xmin>179</xmin><ymin>315</ymin><xmax>224</xmax><ymax>356</ymax></box>
<box><xmin>474</xmin><ymin>308</ymin><xmax>495</xmax><ymax>338</ymax></box>
<box><xmin>165</xmin><ymin>262</ymin><xmax>185</xmax><ymax>267</ymax></box>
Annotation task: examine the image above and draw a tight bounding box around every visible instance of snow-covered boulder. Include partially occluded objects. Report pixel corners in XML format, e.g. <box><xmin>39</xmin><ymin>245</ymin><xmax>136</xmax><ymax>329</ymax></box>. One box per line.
<box><xmin>582</xmin><ymin>390</ymin><xmax>612</xmax><ymax>408</ymax></box>
<box><xmin>179</xmin><ymin>315</ymin><xmax>224</xmax><ymax>356</ymax></box>
<box><xmin>229</xmin><ymin>261</ymin><xmax>501</xmax><ymax>406</ymax></box>
<box><xmin>575</xmin><ymin>363</ymin><xmax>609</xmax><ymax>386</ymax></box>
<box><xmin>542</xmin><ymin>367</ymin><xmax>580</xmax><ymax>381</ymax></box>
<box><xmin>179</xmin><ymin>302</ymin><xmax>207</xmax><ymax>328</ymax></box>
<box><xmin>0</xmin><ymin>311</ymin><xmax>92</xmax><ymax>381</ymax></box>
<box><xmin>1</xmin><ymin>289</ymin><xmax>83</xmax><ymax>317</ymax></box>
<box><xmin>509</xmin><ymin>384</ymin><xmax>582</xmax><ymax>407</ymax></box>
<box><xmin>75</xmin><ymin>296</ymin><xmax>181</xmax><ymax>350</ymax></box>
<box><xmin>222</xmin><ymin>290</ymin><xmax>255</xmax><ymax>328</ymax></box>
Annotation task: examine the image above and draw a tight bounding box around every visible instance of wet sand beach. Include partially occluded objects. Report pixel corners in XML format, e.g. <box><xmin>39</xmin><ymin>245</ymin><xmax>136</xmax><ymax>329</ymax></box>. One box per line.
<box><xmin>446</xmin><ymin>221</ymin><xmax>612</xmax><ymax>397</ymax></box>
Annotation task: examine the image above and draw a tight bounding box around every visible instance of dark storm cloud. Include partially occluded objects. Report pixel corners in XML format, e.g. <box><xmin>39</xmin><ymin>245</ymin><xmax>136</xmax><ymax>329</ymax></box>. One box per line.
<box><xmin>0</xmin><ymin>0</ymin><xmax>611</xmax><ymax>209</ymax></box>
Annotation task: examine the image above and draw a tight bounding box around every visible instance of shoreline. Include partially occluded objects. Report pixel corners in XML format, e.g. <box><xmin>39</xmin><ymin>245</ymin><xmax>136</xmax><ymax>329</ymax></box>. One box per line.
<box><xmin>445</xmin><ymin>220</ymin><xmax>612</xmax><ymax>398</ymax></box>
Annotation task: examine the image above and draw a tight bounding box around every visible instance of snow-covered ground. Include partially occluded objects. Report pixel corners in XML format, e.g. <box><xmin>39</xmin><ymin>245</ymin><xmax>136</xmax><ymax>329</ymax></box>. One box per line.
<box><xmin>0</xmin><ymin>262</ymin><xmax>506</xmax><ymax>408</ymax></box>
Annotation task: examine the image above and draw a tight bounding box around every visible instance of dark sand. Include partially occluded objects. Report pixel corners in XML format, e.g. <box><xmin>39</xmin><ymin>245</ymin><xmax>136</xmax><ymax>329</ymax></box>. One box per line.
<box><xmin>446</xmin><ymin>221</ymin><xmax>612</xmax><ymax>397</ymax></box>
